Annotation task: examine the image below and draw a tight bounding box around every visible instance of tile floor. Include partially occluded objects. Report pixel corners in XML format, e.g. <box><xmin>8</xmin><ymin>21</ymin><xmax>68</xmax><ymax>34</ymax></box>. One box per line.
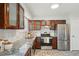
<box><xmin>31</xmin><ymin>49</ymin><xmax>79</xmax><ymax>56</ymax></box>
<box><xmin>1</xmin><ymin>49</ymin><xmax>79</xmax><ymax>56</ymax></box>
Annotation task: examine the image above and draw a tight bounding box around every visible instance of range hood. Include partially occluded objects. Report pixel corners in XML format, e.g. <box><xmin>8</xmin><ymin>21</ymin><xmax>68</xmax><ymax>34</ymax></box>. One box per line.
<box><xmin>41</xmin><ymin>26</ymin><xmax>50</xmax><ymax>34</ymax></box>
<box><xmin>41</xmin><ymin>26</ymin><xmax>50</xmax><ymax>29</ymax></box>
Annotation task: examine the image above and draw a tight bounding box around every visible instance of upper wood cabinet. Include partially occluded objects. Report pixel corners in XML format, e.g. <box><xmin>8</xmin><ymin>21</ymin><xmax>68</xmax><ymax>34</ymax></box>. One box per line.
<box><xmin>41</xmin><ymin>20</ymin><xmax>46</xmax><ymax>26</ymax></box>
<box><xmin>29</xmin><ymin>20</ymin><xmax>35</xmax><ymax>30</ymax></box>
<box><xmin>50</xmin><ymin>20</ymin><xmax>66</xmax><ymax>30</ymax></box>
<box><xmin>35</xmin><ymin>20</ymin><xmax>41</xmax><ymax>30</ymax></box>
<box><xmin>50</xmin><ymin>20</ymin><xmax>55</xmax><ymax>30</ymax></box>
<box><xmin>55</xmin><ymin>20</ymin><xmax>66</xmax><ymax>24</ymax></box>
<box><xmin>28</xmin><ymin>20</ymin><xmax>66</xmax><ymax>31</ymax></box>
<box><xmin>7</xmin><ymin>3</ymin><xmax>18</xmax><ymax>29</ymax></box>
<box><xmin>0</xmin><ymin>3</ymin><xmax>24</xmax><ymax>29</ymax></box>
<box><xmin>41</xmin><ymin>20</ymin><xmax>50</xmax><ymax>26</ymax></box>
<box><xmin>28</xmin><ymin>20</ymin><xmax>35</xmax><ymax>30</ymax></box>
<box><xmin>0</xmin><ymin>4</ymin><xmax>5</xmax><ymax>29</ymax></box>
<box><xmin>18</xmin><ymin>4</ymin><xmax>24</xmax><ymax>29</ymax></box>
<box><xmin>46</xmin><ymin>20</ymin><xmax>50</xmax><ymax>26</ymax></box>
<box><xmin>54</xmin><ymin>20</ymin><xmax>66</xmax><ymax>30</ymax></box>
<box><xmin>28</xmin><ymin>20</ymin><xmax>41</xmax><ymax>30</ymax></box>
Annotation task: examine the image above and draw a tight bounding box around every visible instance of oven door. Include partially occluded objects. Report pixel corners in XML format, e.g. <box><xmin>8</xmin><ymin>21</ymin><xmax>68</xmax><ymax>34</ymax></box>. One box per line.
<box><xmin>41</xmin><ymin>38</ymin><xmax>52</xmax><ymax>46</ymax></box>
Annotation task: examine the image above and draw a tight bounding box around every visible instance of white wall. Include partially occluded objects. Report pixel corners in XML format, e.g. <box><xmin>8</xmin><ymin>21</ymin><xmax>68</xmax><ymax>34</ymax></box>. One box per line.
<box><xmin>69</xmin><ymin>14</ymin><xmax>79</xmax><ymax>50</ymax></box>
<box><xmin>32</xmin><ymin>15</ymin><xmax>67</xmax><ymax>20</ymax></box>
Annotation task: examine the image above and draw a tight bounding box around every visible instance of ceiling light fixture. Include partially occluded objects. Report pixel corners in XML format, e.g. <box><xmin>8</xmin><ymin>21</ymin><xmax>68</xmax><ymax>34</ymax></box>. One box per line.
<box><xmin>51</xmin><ymin>4</ymin><xmax>59</xmax><ymax>9</ymax></box>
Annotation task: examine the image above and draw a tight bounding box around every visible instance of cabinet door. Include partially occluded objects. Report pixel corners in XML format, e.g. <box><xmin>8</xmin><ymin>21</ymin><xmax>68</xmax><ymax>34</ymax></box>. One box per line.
<box><xmin>55</xmin><ymin>20</ymin><xmax>66</xmax><ymax>24</ymax></box>
<box><xmin>8</xmin><ymin>3</ymin><xmax>17</xmax><ymax>29</ymax></box>
<box><xmin>41</xmin><ymin>20</ymin><xmax>50</xmax><ymax>26</ymax></box>
<box><xmin>41</xmin><ymin>20</ymin><xmax>46</xmax><ymax>26</ymax></box>
<box><xmin>0</xmin><ymin>3</ymin><xmax>24</xmax><ymax>29</ymax></box>
<box><xmin>0</xmin><ymin>4</ymin><xmax>4</xmax><ymax>29</ymax></box>
<box><xmin>35</xmin><ymin>20</ymin><xmax>41</xmax><ymax>30</ymax></box>
<box><xmin>54</xmin><ymin>20</ymin><xmax>66</xmax><ymax>30</ymax></box>
<box><xmin>52</xmin><ymin>37</ymin><xmax>57</xmax><ymax>49</ymax></box>
<box><xmin>29</xmin><ymin>21</ymin><xmax>35</xmax><ymax>30</ymax></box>
<box><xmin>46</xmin><ymin>20</ymin><xmax>50</xmax><ymax>26</ymax></box>
<box><xmin>35</xmin><ymin>37</ymin><xmax>41</xmax><ymax>49</ymax></box>
<box><xmin>19</xmin><ymin>4</ymin><xmax>24</xmax><ymax>29</ymax></box>
<box><xmin>50</xmin><ymin>20</ymin><xmax>55</xmax><ymax>30</ymax></box>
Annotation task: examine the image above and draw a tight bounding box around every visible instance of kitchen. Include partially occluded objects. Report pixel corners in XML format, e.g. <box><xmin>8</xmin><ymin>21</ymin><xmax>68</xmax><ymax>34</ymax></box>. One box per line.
<box><xmin>27</xmin><ymin>19</ymin><xmax>69</xmax><ymax>55</ymax></box>
<box><xmin>0</xmin><ymin>3</ymin><xmax>79</xmax><ymax>56</ymax></box>
<box><xmin>28</xmin><ymin>20</ymin><xmax>67</xmax><ymax>49</ymax></box>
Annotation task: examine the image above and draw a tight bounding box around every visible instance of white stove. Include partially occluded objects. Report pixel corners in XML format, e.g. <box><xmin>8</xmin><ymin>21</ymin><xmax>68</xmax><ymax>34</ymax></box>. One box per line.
<box><xmin>40</xmin><ymin>26</ymin><xmax>52</xmax><ymax>49</ymax></box>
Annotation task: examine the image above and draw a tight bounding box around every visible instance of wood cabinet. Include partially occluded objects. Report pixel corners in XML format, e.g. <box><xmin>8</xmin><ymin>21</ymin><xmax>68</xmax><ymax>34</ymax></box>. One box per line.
<box><xmin>0</xmin><ymin>3</ymin><xmax>5</xmax><ymax>29</ymax></box>
<box><xmin>28</xmin><ymin>20</ymin><xmax>51</xmax><ymax>30</ymax></box>
<box><xmin>7</xmin><ymin>3</ymin><xmax>18</xmax><ymax>29</ymax></box>
<box><xmin>35</xmin><ymin>37</ymin><xmax>41</xmax><ymax>49</ymax></box>
<box><xmin>32</xmin><ymin>37</ymin><xmax>41</xmax><ymax>49</ymax></box>
<box><xmin>46</xmin><ymin>20</ymin><xmax>50</xmax><ymax>26</ymax></box>
<box><xmin>50</xmin><ymin>20</ymin><xmax>55</xmax><ymax>30</ymax></box>
<box><xmin>28</xmin><ymin>20</ymin><xmax>41</xmax><ymax>30</ymax></box>
<box><xmin>54</xmin><ymin>20</ymin><xmax>66</xmax><ymax>30</ymax></box>
<box><xmin>35</xmin><ymin>20</ymin><xmax>41</xmax><ymax>30</ymax></box>
<box><xmin>41</xmin><ymin>20</ymin><xmax>46</xmax><ymax>26</ymax></box>
<box><xmin>18</xmin><ymin>4</ymin><xmax>24</xmax><ymax>29</ymax></box>
<box><xmin>41</xmin><ymin>20</ymin><xmax>50</xmax><ymax>26</ymax></box>
<box><xmin>28</xmin><ymin>20</ymin><xmax>66</xmax><ymax>30</ymax></box>
<box><xmin>52</xmin><ymin>37</ymin><xmax>57</xmax><ymax>49</ymax></box>
<box><xmin>55</xmin><ymin>20</ymin><xmax>66</xmax><ymax>24</ymax></box>
<box><xmin>0</xmin><ymin>3</ymin><xmax>24</xmax><ymax>29</ymax></box>
<box><xmin>29</xmin><ymin>20</ymin><xmax>35</xmax><ymax>30</ymax></box>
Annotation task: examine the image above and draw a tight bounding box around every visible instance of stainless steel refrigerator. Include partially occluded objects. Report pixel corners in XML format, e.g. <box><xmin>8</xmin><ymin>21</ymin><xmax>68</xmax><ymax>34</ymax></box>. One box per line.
<box><xmin>57</xmin><ymin>24</ymin><xmax>69</xmax><ymax>51</ymax></box>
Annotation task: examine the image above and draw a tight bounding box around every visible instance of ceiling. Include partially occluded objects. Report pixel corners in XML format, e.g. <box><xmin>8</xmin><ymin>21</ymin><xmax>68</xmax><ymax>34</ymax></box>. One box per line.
<box><xmin>25</xmin><ymin>3</ymin><xmax>79</xmax><ymax>17</ymax></box>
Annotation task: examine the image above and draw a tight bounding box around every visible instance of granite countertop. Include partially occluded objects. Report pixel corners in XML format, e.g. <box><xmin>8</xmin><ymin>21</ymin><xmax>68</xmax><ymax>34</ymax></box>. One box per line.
<box><xmin>17</xmin><ymin>36</ymin><xmax>36</xmax><ymax>56</ymax></box>
<box><xmin>0</xmin><ymin>36</ymin><xmax>36</xmax><ymax>56</ymax></box>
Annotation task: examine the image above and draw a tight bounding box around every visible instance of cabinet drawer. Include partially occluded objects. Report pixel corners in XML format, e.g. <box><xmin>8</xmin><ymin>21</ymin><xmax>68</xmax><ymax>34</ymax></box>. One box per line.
<box><xmin>52</xmin><ymin>37</ymin><xmax>57</xmax><ymax>49</ymax></box>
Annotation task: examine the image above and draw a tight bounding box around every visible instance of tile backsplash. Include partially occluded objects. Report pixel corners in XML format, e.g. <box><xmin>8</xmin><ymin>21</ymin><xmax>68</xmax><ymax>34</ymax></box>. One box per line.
<box><xmin>31</xmin><ymin>30</ymin><xmax>57</xmax><ymax>37</ymax></box>
<box><xmin>0</xmin><ymin>30</ymin><xmax>25</xmax><ymax>42</ymax></box>
<box><xmin>0</xmin><ymin>29</ymin><xmax>26</xmax><ymax>49</ymax></box>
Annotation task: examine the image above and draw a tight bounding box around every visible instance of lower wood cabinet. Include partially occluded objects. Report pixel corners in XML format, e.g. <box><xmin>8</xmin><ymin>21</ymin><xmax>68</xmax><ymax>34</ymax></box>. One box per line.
<box><xmin>25</xmin><ymin>48</ymin><xmax>31</xmax><ymax>56</ymax></box>
<box><xmin>32</xmin><ymin>37</ymin><xmax>41</xmax><ymax>49</ymax></box>
<box><xmin>32</xmin><ymin>37</ymin><xmax>57</xmax><ymax>49</ymax></box>
<box><xmin>35</xmin><ymin>37</ymin><xmax>41</xmax><ymax>49</ymax></box>
<box><xmin>52</xmin><ymin>37</ymin><xmax>57</xmax><ymax>49</ymax></box>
